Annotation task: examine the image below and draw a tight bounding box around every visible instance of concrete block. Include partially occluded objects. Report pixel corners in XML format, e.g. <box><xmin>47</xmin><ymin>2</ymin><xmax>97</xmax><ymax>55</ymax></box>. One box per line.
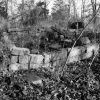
<box><xmin>87</xmin><ymin>43</ymin><xmax>99</xmax><ymax>54</ymax></box>
<box><xmin>30</xmin><ymin>54</ymin><xmax>43</xmax><ymax>64</ymax></box>
<box><xmin>84</xmin><ymin>43</ymin><xmax>99</xmax><ymax>58</ymax></box>
<box><xmin>43</xmin><ymin>53</ymin><xmax>51</xmax><ymax>64</ymax></box>
<box><xmin>11</xmin><ymin>56</ymin><xmax>18</xmax><ymax>64</ymax></box>
<box><xmin>67</xmin><ymin>55</ymin><xmax>79</xmax><ymax>63</ymax></box>
<box><xmin>19</xmin><ymin>55</ymin><xmax>30</xmax><ymax>64</ymax></box>
<box><xmin>9</xmin><ymin>63</ymin><xmax>20</xmax><ymax>72</ymax></box>
<box><xmin>67</xmin><ymin>47</ymin><xmax>81</xmax><ymax>63</ymax></box>
<box><xmin>11</xmin><ymin>46</ymin><xmax>30</xmax><ymax>55</ymax></box>
<box><xmin>29</xmin><ymin>54</ymin><xmax>37</xmax><ymax>64</ymax></box>
<box><xmin>69</xmin><ymin>47</ymin><xmax>81</xmax><ymax>58</ymax></box>
<box><xmin>30</xmin><ymin>64</ymin><xmax>42</xmax><ymax>69</ymax></box>
<box><xmin>20</xmin><ymin>63</ymin><xmax>28</xmax><ymax>70</ymax></box>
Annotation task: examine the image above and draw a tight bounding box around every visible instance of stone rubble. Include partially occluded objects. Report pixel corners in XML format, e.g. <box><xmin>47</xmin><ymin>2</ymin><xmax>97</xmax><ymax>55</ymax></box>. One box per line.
<box><xmin>11</xmin><ymin>56</ymin><xmax>18</xmax><ymax>64</ymax></box>
<box><xmin>11</xmin><ymin>47</ymin><xmax>30</xmax><ymax>55</ymax></box>
<box><xmin>9</xmin><ymin>43</ymin><xmax>99</xmax><ymax>72</ymax></box>
<box><xmin>19</xmin><ymin>55</ymin><xmax>30</xmax><ymax>64</ymax></box>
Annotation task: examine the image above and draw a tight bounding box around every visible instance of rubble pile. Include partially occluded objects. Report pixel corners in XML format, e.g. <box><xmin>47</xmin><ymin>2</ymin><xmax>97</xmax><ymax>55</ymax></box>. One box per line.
<box><xmin>2</xmin><ymin>31</ymin><xmax>99</xmax><ymax>72</ymax></box>
<box><xmin>10</xmin><ymin>47</ymin><xmax>43</xmax><ymax>71</ymax></box>
<box><xmin>9</xmin><ymin>42</ymin><xmax>99</xmax><ymax>72</ymax></box>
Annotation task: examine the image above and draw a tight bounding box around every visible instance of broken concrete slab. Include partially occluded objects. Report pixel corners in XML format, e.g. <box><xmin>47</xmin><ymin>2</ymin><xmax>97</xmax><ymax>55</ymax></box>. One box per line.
<box><xmin>11</xmin><ymin>56</ymin><xmax>18</xmax><ymax>64</ymax></box>
<box><xmin>84</xmin><ymin>43</ymin><xmax>99</xmax><ymax>58</ymax></box>
<box><xmin>43</xmin><ymin>53</ymin><xmax>51</xmax><ymax>64</ymax></box>
<box><xmin>30</xmin><ymin>63</ymin><xmax>42</xmax><ymax>69</ymax></box>
<box><xmin>30</xmin><ymin>54</ymin><xmax>43</xmax><ymax>64</ymax></box>
<box><xmin>20</xmin><ymin>63</ymin><xmax>28</xmax><ymax>70</ymax></box>
<box><xmin>19</xmin><ymin>55</ymin><xmax>30</xmax><ymax>64</ymax></box>
<box><xmin>11</xmin><ymin>47</ymin><xmax>30</xmax><ymax>55</ymax></box>
<box><xmin>9</xmin><ymin>63</ymin><xmax>20</xmax><ymax>72</ymax></box>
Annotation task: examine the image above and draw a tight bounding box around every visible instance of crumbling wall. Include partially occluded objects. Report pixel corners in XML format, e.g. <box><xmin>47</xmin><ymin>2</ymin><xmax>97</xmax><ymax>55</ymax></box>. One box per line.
<box><xmin>3</xmin><ymin>31</ymin><xmax>99</xmax><ymax>72</ymax></box>
<box><xmin>9</xmin><ymin>47</ymin><xmax>45</xmax><ymax>71</ymax></box>
<box><xmin>9</xmin><ymin>43</ymin><xmax>99</xmax><ymax>72</ymax></box>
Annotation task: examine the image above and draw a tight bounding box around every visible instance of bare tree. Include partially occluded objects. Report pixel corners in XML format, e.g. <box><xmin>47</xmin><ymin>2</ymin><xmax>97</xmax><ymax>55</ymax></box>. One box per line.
<box><xmin>72</xmin><ymin>0</ymin><xmax>77</xmax><ymax>19</ymax></box>
<box><xmin>21</xmin><ymin>0</ymin><xmax>24</xmax><ymax>26</ymax></box>
<box><xmin>10</xmin><ymin>0</ymin><xmax>13</xmax><ymax>15</ymax></box>
<box><xmin>68</xmin><ymin>0</ymin><xmax>71</xmax><ymax>19</ymax></box>
<box><xmin>81</xmin><ymin>0</ymin><xmax>85</xmax><ymax>20</ymax></box>
<box><xmin>91</xmin><ymin>0</ymin><xmax>97</xmax><ymax>33</ymax></box>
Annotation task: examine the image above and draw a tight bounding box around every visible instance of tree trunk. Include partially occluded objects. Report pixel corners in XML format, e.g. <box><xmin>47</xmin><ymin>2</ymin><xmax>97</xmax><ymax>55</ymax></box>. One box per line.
<box><xmin>91</xmin><ymin>0</ymin><xmax>97</xmax><ymax>33</ymax></box>
<box><xmin>72</xmin><ymin>0</ymin><xmax>77</xmax><ymax>19</ymax></box>
<box><xmin>81</xmin><ymin>0</ymin><xmax>85</xmax><ymax>20</ymax></box>
<box><xmin>5</xmin><ymin>0</ymin><xmax>8</xmax><ymax>32</ymax></box>
<box><xmin>21</xmin><ymin>0</ymin><xmax>24</xmax><ymax>26</ymax></box>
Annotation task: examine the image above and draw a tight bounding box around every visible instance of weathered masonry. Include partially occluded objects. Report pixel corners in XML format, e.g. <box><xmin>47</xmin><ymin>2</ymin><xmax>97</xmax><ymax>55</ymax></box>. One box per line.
<box><xmin>9</xmin><ymin>43</ymin><xmax>99</xmax><ymax>72</ymax></box>
<box><xmin>3</xmin><ymin>31</ymin><xmax>99</xmax><ymax>71</ymax></box>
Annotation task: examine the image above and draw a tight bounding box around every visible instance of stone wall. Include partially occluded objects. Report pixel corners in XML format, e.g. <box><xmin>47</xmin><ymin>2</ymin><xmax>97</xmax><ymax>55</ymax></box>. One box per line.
<box><xmin>9</xmin><ymin>43</ymin><xmax>99</xmax><ymax>72</ymax></box>
<box><xmin>2</xmin><ymin>32</ymin><xmax>99</xmax><ymax>72</ymax></box>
